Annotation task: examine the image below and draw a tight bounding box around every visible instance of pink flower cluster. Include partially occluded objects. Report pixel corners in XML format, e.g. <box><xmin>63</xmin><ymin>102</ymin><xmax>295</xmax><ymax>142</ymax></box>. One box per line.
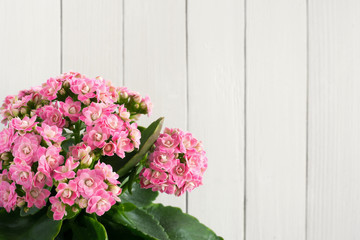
<box><xmin>139</xmin><ymin>128</ymin><xmax>207</xmax><ymax>196</ymax></box>
<box><xmin>0</xmin><ymin>72</ymin><xmax>152</xmax><ymax>220</ymax></box>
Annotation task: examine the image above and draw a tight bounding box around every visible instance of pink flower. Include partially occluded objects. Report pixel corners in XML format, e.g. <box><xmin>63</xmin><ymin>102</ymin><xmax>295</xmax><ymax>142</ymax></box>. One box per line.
<box><xmin>36</xmin><ymin>122</ymin><xmax>65</xmax><ymax>144</ymax></box>
<box><xmin>37</xmin><ymin>105</ymin><xmax>66</xmax><ymax>128</ymax></box>
<box><xmin>171</xmin><ymin>162</ymin><xmax>189</xmax><ymax>188</ymax></box>
<box><xmin>76</xmin><ymin>169</ymin><xmax>107</xmax><ymax>199</ymax></box>
<box><xmin>102</xmin><ymin>141</ymin><xmax>116</xmax><ymax>156</ymax></box>
<box><xmin>33</xmin><ymin>171</ymin><xmax>53</xmax><ymax>189</ymax></box>
<box><xmin>113</xmin><ymin>131</ymin><xmax>133</xmax><ymax>158</ymax></box>
<box><xmin>70</xmin><ymin>78</ymin><xmax>98</xmax><ymax>102</ymax></box>
<box><xmin>80</xmin><ymin>102</ymin><xmax>105</xmax><ymax>126</ymax></box>
<box><xmin>129</xmin><ymin>123</ymin><xmax>141</xmax><ymax>148</ymax></box>
<box><xmin>37</xmin><ymin>146</ymin><xmax>64</xmax><ymax>171</ymax></box>
<box><xmin>118</xmin><ymin>105</ymin><xmax>130</xmax><ymax>122</ymax></box>
<box><xmin>9</xmin><ymin>163</ymin><xmax>33</xmax><ymax>189</ymax></box>
<box><xmin>70</xmin><ymin>143</ymin><xmax>93</xmax><ymax>166</ymax></box>
<box><xmin>0</xmin><ymin>127</ymin><xmax>15</xmax><ymax>153</ymax></box>
<box><xmin>55</xmin><ymin>181</ymin><xmax>78</xmax><ymax>206</ymax></box>
<box><xmin>182</xmin><ymin>132</ymin><xmax>198</xmax><ymax>151</ymax></box>
<box><xmin>25</xmin><ymin>186</ymin><xmax>50</xmax><ymax>208</ymax></box>
<box><xmin>40</xmin><ymin>78</ymin><xmax>62</xmax><ymax>100</ymax></box>
<box><xmin>100</xmin><ymin>114</ymin><xmax>124</xmax><ymax>134</ymax></box>
<box><xmin>59</xmin><ymin>97</ymin><xmax>82</xmax><ymax>122</ymax></box>
<box><xmin>49</xmin><ymin>197</ymin><xmax>67</xmax><ymax>220</ymax></box>
<box><xmin>150</xmin><ymin>150</ymin><xmax>176</xmax><ymax>171</ymax></box>
<box><xmin>94</xmin><ymin>162</ymin><xmax>119</xmax><ymax>185</ymax></box>
<box><xmin>83</xmin><ymin>125</ymin><xmax>109</xmax><ymax>149</ymax></box>
<box><xmin>156</xmin><ymin>133</ymin><xmax>180</xmax><ymax>152</ymax></box>
<box><xmin>86</xmin><ymin>189</ymin><xmax>115</xmax><ymax>216</ymax></box>
<box><xmin>11</xmin><ymin>116</ymin><xmax>38</xmax><ymax>134</ymax></box>
<box><xmin>12</xmin><ymin>133</ymin><xmax>41</xmax><ymax>164</ymax></box>
<box><xmin>140</xmin><ymin>167</ymin><xmax>168</xmax><ymax>186</ymax></box>
<box><xmin>53</xmin><ymin>157</ymin><xmax>79</xmax><ymax>181</ymax></box>
<box><xmin>142</xmin><ymin>96</ymin><xmax>153</xmax><ymax>116</ymax></box>
<box><xmin>0</xmin><ymin>181</ymin><xmax>17</xmax><ymax>212</ymax></box>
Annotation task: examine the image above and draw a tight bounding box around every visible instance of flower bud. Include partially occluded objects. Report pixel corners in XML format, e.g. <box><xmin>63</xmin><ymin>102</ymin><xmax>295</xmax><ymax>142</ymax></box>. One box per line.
<box><xmin>59</xmin><ymin>88</ymin><xmax>66</xmax><ymax>95</ymax></box>
<box><xmin>1</xmin><ymin>152</ymin><xmax>10</xmax><ymax>161</ymax></box>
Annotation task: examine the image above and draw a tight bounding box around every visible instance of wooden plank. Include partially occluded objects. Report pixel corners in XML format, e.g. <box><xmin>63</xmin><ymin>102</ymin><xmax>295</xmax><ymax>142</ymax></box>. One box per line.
<box><xmin>246</xmin><ymin>0</ymin><xmax>307</xmax><ymax>239</ymax></box>
<box><xmin>0</xmin><ymin>0</ymin><xmax>60</xmax><ymax>100</ymax></box>
<box><xmin>187</xmin><ymin>0</ymin><xmax>244</xmax><ymax>239</ymax></box>
<box><xmin>124</xmin><ymin>0</ymin><xmax>187</xmax><ymax>211</ymax></box>
<box><xmin>63</xmin><ymin>0</ymin><xmax>123</xmax><ymax>84</ymax></box>
<box><xmin>307</xmin><ymin>1</ymin><xmax>360</xmax><ymax>239</ymax></box>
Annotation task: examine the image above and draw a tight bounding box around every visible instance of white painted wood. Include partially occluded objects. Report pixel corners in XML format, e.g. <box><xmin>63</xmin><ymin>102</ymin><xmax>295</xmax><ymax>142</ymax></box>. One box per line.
<box><xmin>63</xmin><ymin>0</ymin><xmax>123</xmax><ymax>85</ymax></box>
<box><xmin>0</xmin><ymin>0</ymin><xmax>60</xmax><ymax>102</ymax></box>
<box><xmin>187</xmin><ymin>0</ymin><xmax>244</xmax><ymax>239</ymax></box>
<box><xmin>124</xmin><ymin>0</ymin><xmax>187</xmax><ymax>211</ymax></box>
<box><xmin>246</xmin><ymin>0</ymin><xmax>307</xmax><ymax>239</ymax></box>
<box><xmin>308</xmin><ymin>1</ymin><xmax>360</xmax><ymax>239</ymax></box>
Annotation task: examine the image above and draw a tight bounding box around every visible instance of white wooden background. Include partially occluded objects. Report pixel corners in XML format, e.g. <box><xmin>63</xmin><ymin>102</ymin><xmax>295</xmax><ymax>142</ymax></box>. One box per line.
<box><xmin>0</xmin><ymin>0</ymin><xmax>359</xmax><ymax>239</ymax></box>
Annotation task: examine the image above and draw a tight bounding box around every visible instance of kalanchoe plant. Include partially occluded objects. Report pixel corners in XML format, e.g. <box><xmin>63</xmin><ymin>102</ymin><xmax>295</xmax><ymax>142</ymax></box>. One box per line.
<box><xmin>0</xmin><ymin>72</ymin><xmax>222</xmax><ymax>240</ymax></box>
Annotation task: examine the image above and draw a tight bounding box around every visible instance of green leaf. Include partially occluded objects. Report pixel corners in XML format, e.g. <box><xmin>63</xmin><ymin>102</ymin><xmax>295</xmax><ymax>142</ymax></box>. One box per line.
<box><xmin>70</xmin><ymin>214</ymin><xmax>108</xmax><ymax>240</ymax></box>
<box><xmin>146</xmin><ymin>204</ymin><xmax>223</xmax><ymax>240</ymax></box>
<box><xmin>100</xmin><ymin>204</ymin><xmax>169</xmax><ymax>240</ymax></box>
<box><xmin>121</xmin><ymin>182</ymin><xmax>158</xmax><ymax>208</ymax></box>
<box><xmin>0</xmin><ymin>208</ymin><xmax>62</xmax><ymax>240</ymax></box>
<box><xmin>117</xmin><ymin>117</ymin><xmax>164</xmax><ymax>177</ymax></box>
<box><xmin>20</xmin><ymin>206</ymin><xmax>40</xmax><ymax>216</ymax></box>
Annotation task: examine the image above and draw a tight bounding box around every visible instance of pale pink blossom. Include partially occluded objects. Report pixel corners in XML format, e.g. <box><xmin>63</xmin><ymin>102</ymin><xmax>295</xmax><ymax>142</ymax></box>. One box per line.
<box><xmin>9</xmin><ymin>163</ymin><xmax>33</xmax><ymax>189</ymax></box>
<box><xmin>0</xmin><ymin>127</ymin><xmax>15</xmax><ymax>153</ymax></box>
<box><xmin>40</xmin><ymin>78</ymin><xmax>62</xmax><ymax>100</ymax></box>
<box><xmin>0</xmin><ymin>181</ymin><xmax>17</xmax><ymax>212</ymax></box>
<box><xmin>171</xmin><ymin>162</ymin><xmax>189</xmax><ymax>188</ymax></box>
<box><xmin>102</xmin><ymin>141</ymin><xmax>116</xmax><ymax>156</ymax></box>
<box><xmin>55</xmin><ymin>181</ymin><xmax>78</xmax><ymax>206</ymax></box>
<box><xmin>37</xmin><ymin>105</ymin><xmax>66</xmax><ymax>128</ymax></box>
<box><xmin>70</xmin><ymin>78</ymin><xmax>98</xmax><ymax>102</ymax></box>
<box><xmin>118</xmin><ymin>105</ymin><xmax>130</xmax><ymax>122</ymax></box>
<box><xmin>12</xmin><ymin>133</ymin><xmax>41</xmax><ymax>164</ymax></box>
<box><xmin>94</xmin><ymin>162</ymin><xmax>119</xmax><ymax>185</ymax></box>
<box><xmin>112</xmin><ymin>131</ymin><xmax>133</xmax><ymax>158</ymax></box>
<box><xmin>25</xmin><ymin>186</ymin><xmax>50</xmax><ymax>208</ymax></box>
<box><xmin>86</xmin><ymin>189</ymin><xmax>115</xmax><ymax>216</ymax></box>
<box><xmin>49</xmin><ymin>197</ymin><xmax>67</xmax><ymax>220</ymax></box>
<box><xmin>75</xmin><ymin>169</ymin><xmax>106</xmax><ymax>199</ymax></box>
<box><xmin>83</xmin><ymin>126</ymin><xmax>109</xmax><ymax>149</ymax></box>
<box><xmin>59</xmin><ymin>97</ymin><xmax>82</xmax><ymax>122</ymax></box>
<box><xmin>129</xmin><ymin>123</ymin><xmax>141</xmax><ymax>148</ymax></box>
<box><xmin>11</xmin><ymin>116</ymin><xmax>38</xmax><ymax>134</ymax></box>
<box><xmin>80</xmin><ymin>102</ymin><xmax>104</xmax><ymax>126</ymax></box>
<box><xmin>37</xmin><ymin>146</ymin><xmax>64</xmax><ymax>171</ymax></box>
<box><xmin>100</xmin><ymin>114</ymin><xmax>124</xmax><ymax>134</ymax></box>
<box><xmin>150</xmin><ymin>150</ymin><xmax>176</xmax><ymax>171</ymax></box>
<box><xmin>53</xmin><ymin>157</ymin><xmax>79</xmax><ymax>181</ymax></box>
<box><xmin>36</xmin><ymin>122</ymin><xmax>65</xmax><ymax>144</ymax></box>
<box><xmin>33</xmin><ymin>171</ymin><xmax>53</xmax><ymax>189</ymax></box>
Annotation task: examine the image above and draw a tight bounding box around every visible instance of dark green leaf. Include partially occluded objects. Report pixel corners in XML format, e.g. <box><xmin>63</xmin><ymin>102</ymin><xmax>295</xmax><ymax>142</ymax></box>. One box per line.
<box><xmin>121</xmin><ymin>182</ymin><xmax>158</xmax><ymax>208</ymax></box>
<box><xmin>146</xmin><ymin>204</ymin><xmax>223</xmax><ymax>240</ymax></box>
<box><xmin>71</xmin><ymin>214</ymin><xmax>108</xmax><ymax>240</ymax></box>
<box><xmin>117</xmin><ymin>117</ymin><xmax>164</xmax><ymax>177</ymax></box>
<box><xmin>100</xmin><ymin>204</ymin><xmax>169</xmax><ymax>240</ymax></box>
<box><xmin>20</xmin><ymin>206</ymin><xmax>40</xmax><ymax>216</ymax></box>
<box><xmin>0</xmin><ymin>208</ymin><xmax>62</xmax><ymax>240</ymax></box>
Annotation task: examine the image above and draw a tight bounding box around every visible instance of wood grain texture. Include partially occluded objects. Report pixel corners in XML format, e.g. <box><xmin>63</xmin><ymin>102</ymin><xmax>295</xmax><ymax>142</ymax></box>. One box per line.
<box><xmin>187</xmin><ymin>0</ymin><xmax>244</xmax><ymax>239</ymax></box>
<box><xmin>308</xmin><ymin>1</ymin><xmax>360</xmax><ymax>239</ymax></box>
<box><xmin>63</xmin><ymin>0</ymin><xmax>123</xmax><ymax>84</ymax></box>
<box><xmin>0</xmin><ymin>0</ymin><xmax>60</xmax><ymax>100</ymax></box>
<box><xmin>124</xmin><ymin>0</ymin><xmax>187</xmax><ymax>211</ymax></box>
<box><xmin>246</xmin><ymin>0</ymin><xmax>307</xmax><ymax>239</ymax></box>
